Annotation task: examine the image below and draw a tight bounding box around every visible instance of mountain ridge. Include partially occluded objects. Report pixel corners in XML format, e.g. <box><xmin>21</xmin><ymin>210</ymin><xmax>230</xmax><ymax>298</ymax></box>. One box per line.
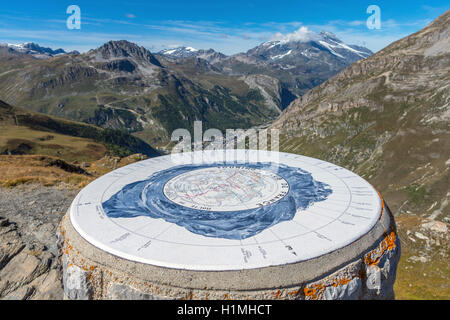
<box><xmin>0</xmin><ymin>40</ymin><xmax>282</xmax><ymax>147</ymax></box>
<box><xmin>157</xmin><ymin>32</ymin><xmax>372</xmax><ymax>96</ymax></box>
<box><xmin>0</xmin><ymin>42</ymin><xmax>79</xmax><ymax>59</ymax></box>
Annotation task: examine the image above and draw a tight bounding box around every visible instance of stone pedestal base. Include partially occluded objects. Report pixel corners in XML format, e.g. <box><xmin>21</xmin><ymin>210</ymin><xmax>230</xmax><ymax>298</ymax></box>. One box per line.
<box><xmin>59</xmin><ymin>203</ymin><xmax>400</xmax><ymax>300</ymax></box>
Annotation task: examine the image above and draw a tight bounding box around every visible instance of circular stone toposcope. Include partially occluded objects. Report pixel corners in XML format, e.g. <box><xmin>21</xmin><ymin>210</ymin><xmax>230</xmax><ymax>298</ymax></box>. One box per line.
<box><xmin>60</xmin><ymin>150</ymin><xmax>401</xmax><ymax>300</ymax></box>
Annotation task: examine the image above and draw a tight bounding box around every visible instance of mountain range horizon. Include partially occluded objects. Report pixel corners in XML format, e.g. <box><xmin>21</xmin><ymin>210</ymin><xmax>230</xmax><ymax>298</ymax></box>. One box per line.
<box><xmin>1</xmin><ymin>28</ymin><xmax>372</xmax><ymax>59</ymax></box>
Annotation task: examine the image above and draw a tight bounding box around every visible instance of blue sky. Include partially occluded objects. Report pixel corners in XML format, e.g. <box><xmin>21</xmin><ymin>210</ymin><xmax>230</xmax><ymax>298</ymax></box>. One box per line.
<box><xmin>0</xmin><ymin>1</ymin><xmax>448</xmax><ymax>54</ymax></box>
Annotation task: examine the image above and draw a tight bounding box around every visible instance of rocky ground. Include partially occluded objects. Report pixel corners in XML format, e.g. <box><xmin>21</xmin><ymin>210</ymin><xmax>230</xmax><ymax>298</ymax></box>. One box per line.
<box><xmin>0</xmin><ymin>185</ymin><xmax>78</xmax><ymax>299</ymax></box>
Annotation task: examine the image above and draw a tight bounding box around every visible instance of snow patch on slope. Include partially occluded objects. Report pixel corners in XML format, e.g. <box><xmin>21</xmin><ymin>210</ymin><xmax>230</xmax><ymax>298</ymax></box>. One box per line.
<box><xmin>271</xmin><ymin>50</ymin><xmax>292</xmax><ymax>60</ymax></box>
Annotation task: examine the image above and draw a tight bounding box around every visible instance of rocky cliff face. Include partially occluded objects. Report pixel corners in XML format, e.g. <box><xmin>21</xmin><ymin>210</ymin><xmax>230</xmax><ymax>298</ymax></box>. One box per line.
<box><xmin>272</xmin><ymin>10</ymin><xmax>450</xmax><ymax>221</ymax></box>
<box><xmin>91</xmin><ymin>40</ymin><xmax>162</xmax><ymax>69</ymax></box>
<box><xmin>240</xmin><ymin>74</ymin><xmax>295</xmax><ymax>113</ymax></box>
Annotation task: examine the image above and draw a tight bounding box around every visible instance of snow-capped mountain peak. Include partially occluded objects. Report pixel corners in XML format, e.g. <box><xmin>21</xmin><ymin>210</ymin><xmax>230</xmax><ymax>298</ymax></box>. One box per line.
<box><xmin>158</xmin><ymin>46</ymin><xmax>200</xmax><ymax>57</ymax></box>
<box><xmin>254</xmin><ymin>29</ymin><xmax>372</xmax><ymax>62</ymax></box>
<box><xmin>0</xmin><ymin>42</ymin><xmax>78</xmax><ymax>59</ymax></box>
<box><xmin>157</xmin><ymin>46</ymin><xmax>227</xmax><ymax>64</ymax></box>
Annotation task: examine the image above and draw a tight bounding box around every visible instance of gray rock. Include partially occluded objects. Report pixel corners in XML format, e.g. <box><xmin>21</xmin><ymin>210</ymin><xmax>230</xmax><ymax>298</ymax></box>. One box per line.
<box><xmin>0</xmin><ymin>249</ymin><xmax>51</xmax><ymax>297</ymax></box>
<box><xmin>0</xmin><ymin>185</ymin><xmax>77</xmax><ymax>300</ymax></box>
<box><xmin>30</xmin><ymin>269</ymin><xmax>64</xmax><ymax>300</ymax></box>
<box><xmin>323</xmin><ymin>277</ymin><xmax>362</xmax><ymax>300</ymax></box>
<box><xmin>3</xmin><ymin>285</ymin><xmax>35</xmax><ymax>300</ymax></box>
<box><xmin>363</xmin><ymin>239</ymin><xmax>401</xmax><ymax>300</ymax></box>
<box><xmin>62</xmin><ymin>255</ymin><xmax>93</xmax><ymax>300</ymax></box>
<box><xmin>0</xmin><ymin>218</ymin><xmax>25</xmax><ymax>270</ymax></box>
<box><xmin>106</xmin><ymin>284</ymin><xmax>157</xmax><ymax>300</ymax></box>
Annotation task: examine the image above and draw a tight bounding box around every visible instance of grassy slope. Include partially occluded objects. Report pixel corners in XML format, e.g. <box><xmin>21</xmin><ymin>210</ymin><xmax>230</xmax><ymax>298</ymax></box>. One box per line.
<box><xmin>0</xmin><ymin>100</ymin><xmax>160</xmax><ymax>158</ymax></box>
<box><xmin>0</xmin><ymin>125</ymin><xmax>107</xmax><ymax>163</ymax></box>
<box><xmin>394</xmin><ymin>215</ymin><xmax>449</xmax><ymax>300</ymax></box>
<box><xmin>0</xmin><ymin>99</ymin><xmax>160</xmax><ymax>188</ymax></box>
<box><xmin>0</xmin><ymin>153</ymin><xmax>148</xmax><ymax>189</ymax></box>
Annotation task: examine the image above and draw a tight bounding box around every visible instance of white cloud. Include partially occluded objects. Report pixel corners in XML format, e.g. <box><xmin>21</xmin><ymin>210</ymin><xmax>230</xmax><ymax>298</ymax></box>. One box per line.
<box><xmin>125</xmin><ymin>13</ymin><xmax>136</xmax><ymax>19</ymax></box>
<box><xmin>270</xmin><ymin>26</ymin><xmax>318</xmax><ymax>43</ymax></box>
<box><xmin>347</xmin><ymin>20</ymin><xmax>365</xmax><ymax>27</ymax></box>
